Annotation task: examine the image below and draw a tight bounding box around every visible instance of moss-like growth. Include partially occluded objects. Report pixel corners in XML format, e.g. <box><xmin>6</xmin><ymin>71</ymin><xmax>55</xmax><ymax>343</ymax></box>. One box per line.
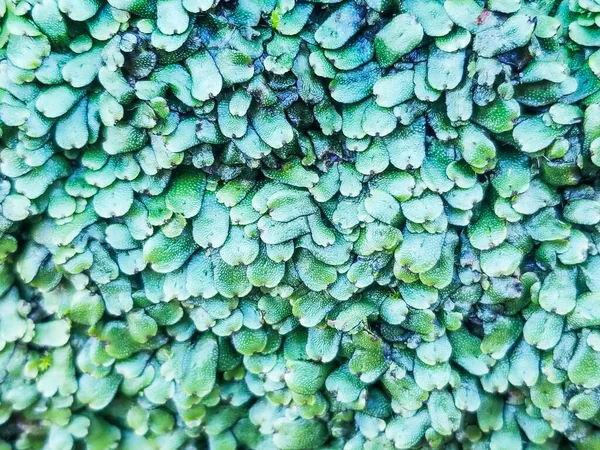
<box><xmin>1</xmin><ymin>0</ymin><xmax>600</xmax><ymax>448</ymax></box>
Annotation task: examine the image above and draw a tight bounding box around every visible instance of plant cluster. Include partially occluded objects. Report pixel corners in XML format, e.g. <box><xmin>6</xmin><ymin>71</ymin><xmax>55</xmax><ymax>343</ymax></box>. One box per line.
<box><xmin>1</xmin><ymin>0</ymin><xmax>600</xmax><ymax>448</ymax></box>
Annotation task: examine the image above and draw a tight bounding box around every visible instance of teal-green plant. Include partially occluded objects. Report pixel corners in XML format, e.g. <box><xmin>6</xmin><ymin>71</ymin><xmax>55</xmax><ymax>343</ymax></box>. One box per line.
<box><xmin>1</xmin><ymin>0</ymin><xmax>600</xmax><ymax>449</ymax></box>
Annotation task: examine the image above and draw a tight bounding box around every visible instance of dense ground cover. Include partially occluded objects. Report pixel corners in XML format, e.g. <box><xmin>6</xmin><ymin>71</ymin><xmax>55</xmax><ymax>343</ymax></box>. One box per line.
<box><xmin>2</xmin><ymin>0</ymin><xmax>600</xmax><ymax>448</ymax></box>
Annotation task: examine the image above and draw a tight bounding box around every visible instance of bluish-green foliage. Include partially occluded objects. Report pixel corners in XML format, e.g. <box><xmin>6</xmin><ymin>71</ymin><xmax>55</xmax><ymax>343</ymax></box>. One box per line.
<box><xmin>1</xmin><ymin>0</ymin><xmax>600</xmax><ymax>449</ymax></box>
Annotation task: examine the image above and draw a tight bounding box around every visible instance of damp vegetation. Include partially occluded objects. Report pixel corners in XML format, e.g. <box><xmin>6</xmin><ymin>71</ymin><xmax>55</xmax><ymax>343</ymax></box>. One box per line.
<box><xmin>1</xmin><ymin>0</ymin><xmax>600</xmax><ymax>449</ymax></box>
